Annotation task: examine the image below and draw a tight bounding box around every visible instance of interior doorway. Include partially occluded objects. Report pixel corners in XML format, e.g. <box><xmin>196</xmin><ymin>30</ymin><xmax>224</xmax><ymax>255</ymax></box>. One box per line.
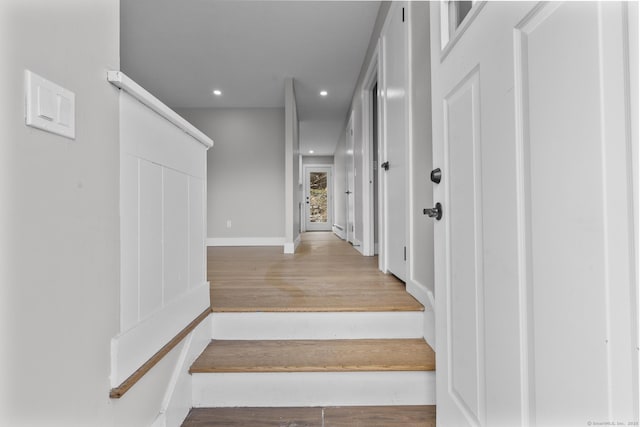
<box><xmin>371</xmin><ymin>82</ymin><xmax>379</xmax><ymax>254</ymax></box>
<box><xmin>304</xmin><ymin>165</ymin><xmax>333</xmax><ymax>231</ymax></box>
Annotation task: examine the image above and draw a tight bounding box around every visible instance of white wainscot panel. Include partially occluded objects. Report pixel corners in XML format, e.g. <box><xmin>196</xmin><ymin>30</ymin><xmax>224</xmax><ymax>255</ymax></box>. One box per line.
<box><xmin>163</xmin><ymin>168</ymin><xmax>190</xmax><ymax>303</ymax></box>
<box><xmin>110</xmin><ymin>71</ymin><xmax>213</xmax><ymax>390</ymax></box>
<box><xmin>139</xmin><ymin>159</ymin><xmax>163</xmax><ymax>319</ymax></box>
<box><xmin>120</xmin><ymin>155</ymin><xmax>139</xmax><ymax>331</ymax></box>
<box><xmin>189</xmin><ymin>177</ymin><xmax>205</xmax><ymax>290</ymax></box>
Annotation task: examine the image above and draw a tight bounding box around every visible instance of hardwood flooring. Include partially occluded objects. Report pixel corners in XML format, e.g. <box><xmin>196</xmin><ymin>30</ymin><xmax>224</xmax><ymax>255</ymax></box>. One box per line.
<box><xmin>182</xmin><ymin>406</ymin><xmax>436</xmax><ymax>427</ymax></box>
<box><xmin>208</xmin><ymin>232</ymin><xmax>423</xmax><ymax>312</ymax></box>
<box><xmin>190</xmin><ymin>339</ymin><xmax>435</xmax><ymax>373</ymax></box>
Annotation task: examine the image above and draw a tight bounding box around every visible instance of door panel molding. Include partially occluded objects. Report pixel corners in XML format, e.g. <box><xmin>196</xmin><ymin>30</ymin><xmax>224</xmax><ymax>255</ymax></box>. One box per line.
<box><xmin>444</xmin><ymin>66</ymin><xmax>485</xmax><ymax>427</ymax></box>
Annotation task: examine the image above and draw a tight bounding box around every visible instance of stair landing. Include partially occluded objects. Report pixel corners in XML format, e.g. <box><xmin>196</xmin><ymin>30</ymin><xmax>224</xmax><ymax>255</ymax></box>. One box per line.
<box><xmin>208</xmin><ymin>232</ymin><xmax>423</xmax><ymax>312</ymax></box>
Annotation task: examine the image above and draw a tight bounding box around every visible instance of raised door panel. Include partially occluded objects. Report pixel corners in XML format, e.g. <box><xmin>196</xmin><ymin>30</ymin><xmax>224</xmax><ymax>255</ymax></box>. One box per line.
<box><xmin>445</xmin><ymin>68</ymin><xmax>485</xmax><ymax>426</ymax></box>
<box><xmin>515</xmin><ymin>2</ymin><xmax>637</xmax><ymax>424</ymax></box>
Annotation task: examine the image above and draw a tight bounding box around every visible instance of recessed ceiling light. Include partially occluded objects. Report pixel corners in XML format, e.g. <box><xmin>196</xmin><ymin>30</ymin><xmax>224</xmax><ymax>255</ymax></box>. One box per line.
<box><xmin>320</xmin><ymin>90</ymin><xmax>328</xmax><ymax>97</ymax></box>
<box><xmin>309</xmin><ymin>150</ymin><xmax>315</xmax><ymax>154</ymax></box>
<box><xmin>213</xmin><ymin>89</ymin><xmax>222</xmax><ymax>96</ymax></box>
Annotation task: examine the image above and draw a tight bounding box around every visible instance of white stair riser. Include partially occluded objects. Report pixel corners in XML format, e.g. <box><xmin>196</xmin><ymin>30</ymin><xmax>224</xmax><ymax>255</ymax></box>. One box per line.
<box><xmin>211</xmin><ymin>312</ymin><xmax>424</xmax><ymax>340</ymax></box>
<box><xmin>192</xmin><ymin>371</ymin><xmax>435</xmax><ymax>407</ymax></box>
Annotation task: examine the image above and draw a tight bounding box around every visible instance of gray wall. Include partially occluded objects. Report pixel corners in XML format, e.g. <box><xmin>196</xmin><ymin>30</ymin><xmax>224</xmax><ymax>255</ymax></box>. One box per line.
<box><xmin>178</xmin><ymin>108</ymin><xmax>286</xmax><ymax>239</ymax></box>
<box><xmin>408</xmin><ymin>1</ymin><xmax>434</xmax><ymax>296</ymax></box>
<box><xmin>0</xmin><ymin>0</ymin><xmax>122</xmax><ymax>424</ymax></box>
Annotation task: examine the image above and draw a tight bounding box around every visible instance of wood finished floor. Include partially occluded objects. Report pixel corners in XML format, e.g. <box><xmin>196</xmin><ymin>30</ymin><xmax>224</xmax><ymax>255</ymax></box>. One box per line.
<box><xmin>190</xmin><ymin>339</ymin><xmax>435</xmax><ymax>373</ymax></box>
<box><xmin>208</xmin><ymin>232</ymin><xmax>423</xmax><ymax>312</ymax></box>
<box><xmin>182</xmin><ymin>406</ymin><xmax>436</xmax><ymax>427</ymax></box>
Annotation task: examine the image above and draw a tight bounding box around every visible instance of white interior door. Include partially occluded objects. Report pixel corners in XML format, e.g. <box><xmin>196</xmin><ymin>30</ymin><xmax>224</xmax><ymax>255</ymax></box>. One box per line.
<box><xmin>346</xmin><ymin>118</ymin><xmax>355</xmax><ymax>242</ymax></box>
<box><xmin>304</xmin><ymin>166</ymin><xmax>332</xmax><ymax>232</ymax></box>
<box><xmin>381</xmin><ymin>2</ymin><xmax>407</xmax><ymax>281</ymax></box>
<box><xmin>430</xmin><ymin>2</ymin><xmax>638</xmax><ymax>426</ymax></box>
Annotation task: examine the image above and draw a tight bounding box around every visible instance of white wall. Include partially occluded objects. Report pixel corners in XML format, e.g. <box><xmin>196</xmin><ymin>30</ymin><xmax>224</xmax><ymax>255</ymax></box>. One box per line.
<box><xmin>177</xmin><ymin>108</ymin><xmax>285</xmax><ymax>242</ymax></box>
<box><xmin>303</xmin><ymin>155</ymin><xmax>333</xmax><ymax>166</ymax></box>
<box><xmin>0</xmin><ymin>3</ymin><xmax>210</xmax><ymax>425</ymax></box>
<box><xmin>0</xmin><ymin>0</ymin><xmax>121</xmax><ymax>425</ymax></box>
<box><xmin>406</xmin><ymin>1</ymin><xmax>435</xmax><ymax>346</ymax></box>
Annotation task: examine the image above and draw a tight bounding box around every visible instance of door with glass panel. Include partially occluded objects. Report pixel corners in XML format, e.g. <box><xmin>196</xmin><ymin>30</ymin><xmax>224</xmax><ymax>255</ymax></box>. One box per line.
<box><xmin>304</xmin><ymin>166</ymin><xmax>333</xmax><ymax>231</ymax></box>
<box><xmin>430</xmin><ymin>1</ymin><xmax>638</xmax><ymax>426</ymax></box>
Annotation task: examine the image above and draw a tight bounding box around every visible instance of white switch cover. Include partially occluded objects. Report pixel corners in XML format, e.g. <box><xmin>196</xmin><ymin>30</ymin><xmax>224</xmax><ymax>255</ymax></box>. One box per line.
<box><xmin>25</xmin><ymin>70</ymin><xmax>75</xmax><ymax>139</ymax></box>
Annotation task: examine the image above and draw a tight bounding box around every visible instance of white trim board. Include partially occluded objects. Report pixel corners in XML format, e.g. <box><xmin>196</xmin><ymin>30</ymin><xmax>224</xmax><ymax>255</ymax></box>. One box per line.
<box><xmin>110</xmin><ymin>282</ymin><xmax>210</xmax><ymax>386</ymax></box>
<box><xmin>107</xmin><ymin>71</ymin><xmax>213</xmax><ymax>149</ymax></box>
<box><xmin>192</xmin><ymin>371</ymin><xmax>435</xmax><ymax>407</ymax></box>
<box><xmin>283</xmin><ymin>234</ymin><xmax>301</xmax><ymax>254</ymax></box>
<box><xmin>333</xmin><ymin>225</ymin><xmax>346</xmax><ymax>240</ymax></box>
<box><xmin>210</xmin><ymin>311</ymin><xmax>424</xmax><ymax>340</ymax></box>
<box><xmin>207</xmin><ymin>237</ymin><xmax>285</xmax><ymax>247</ymax></box>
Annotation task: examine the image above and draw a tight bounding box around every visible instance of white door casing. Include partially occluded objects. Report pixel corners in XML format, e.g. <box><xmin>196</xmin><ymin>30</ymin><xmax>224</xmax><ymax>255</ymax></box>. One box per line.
<box><xmin>346</xmin><ymin>116</ymin><xmax>356</xmax><ymax>243</ymax></box>
<box><xmin>304</xmin><ymin>165</ymin><xmax>333</xmax><ymax>232</ymax></box>
<box><xmin>430</xmin><ymin>2</ymin><xmax>638</xmax><ymax>426</ymax></box>
<box><xmin>380</xmin><ymin>2</ymin><xmax>408</xmax><ymax>281</ymax></box>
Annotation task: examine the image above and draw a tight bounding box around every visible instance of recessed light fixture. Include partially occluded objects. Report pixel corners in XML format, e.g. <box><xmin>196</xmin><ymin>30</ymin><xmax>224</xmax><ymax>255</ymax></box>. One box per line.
<box><xmin>213</xmin><ymin>89</ymin><xmax>222</xmax><ymax>96</ymax></box>
<box><xmin>309</xmin><ymin>150</ymin><xmax>315</xmax><ymax>154</ymax></box>
<box><xmin>320</xmin><ymin>90</ymin><xmax>328</xmax><ymax>97</ymax></box>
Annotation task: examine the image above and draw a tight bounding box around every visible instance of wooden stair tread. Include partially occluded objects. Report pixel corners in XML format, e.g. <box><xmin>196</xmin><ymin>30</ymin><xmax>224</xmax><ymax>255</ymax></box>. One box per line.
<box><xmin>182</xmin><ymin>406</ymin><xmax>436</xmax><ymax>427</ymax></box>
<box><xmin>190</xmin><ymin>339</ymin><xmax>435</xmax><ymax>373</ymax></box>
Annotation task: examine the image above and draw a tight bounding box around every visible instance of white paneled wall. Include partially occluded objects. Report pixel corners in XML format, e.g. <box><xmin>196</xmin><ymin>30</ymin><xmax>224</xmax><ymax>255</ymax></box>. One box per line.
<box><xmin>109</xmin><ymin>73</ymin><xmax>212</xmax><ymax>387</ymax></box>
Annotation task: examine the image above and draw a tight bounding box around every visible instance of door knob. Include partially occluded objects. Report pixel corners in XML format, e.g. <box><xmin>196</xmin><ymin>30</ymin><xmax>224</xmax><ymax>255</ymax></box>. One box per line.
<box><xmin>381</xmin><ymin>161</ymin><xmax>390</xmax><ymax>171</ymax></box>
<box><xmin>423</xmin><ymin>202</ymin><xmax>443</xmax><ymax>220</ymax></box>
<box><xmin>430</xmin><ymin>168</ymin><xmax>442</xmax><ymax>184</ymax></box>
<box><xmin>345</xmin><ymin>190</ymin><xmax>352</xmax><ymax>194</ymax></box>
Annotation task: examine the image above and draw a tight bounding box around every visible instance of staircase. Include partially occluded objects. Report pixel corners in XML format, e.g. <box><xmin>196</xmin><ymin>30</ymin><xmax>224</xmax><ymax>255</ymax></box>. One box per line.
<box><xmin>182</xmin><ymin>233</ymin><xmax>435</xmax><ymax>426</ymax></box>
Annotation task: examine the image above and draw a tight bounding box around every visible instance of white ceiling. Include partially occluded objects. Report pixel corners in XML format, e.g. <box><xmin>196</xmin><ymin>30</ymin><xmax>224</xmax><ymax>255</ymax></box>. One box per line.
<box><xmin>121</xmin><ymin>0</ymin><xmax>381</xmax><ymax>156</ymax></box>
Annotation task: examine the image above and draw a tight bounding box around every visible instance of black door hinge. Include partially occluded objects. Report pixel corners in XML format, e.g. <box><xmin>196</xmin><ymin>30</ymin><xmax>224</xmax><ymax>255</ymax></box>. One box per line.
<box><xmin>402</xmin><ymin>7</ymin><xmax>405</xmax><ymax>22</ymax></box>
<box><xmin>404</xmin><ymin>246</ymin><xmax>407</xmax><ymax>261</ymax></box>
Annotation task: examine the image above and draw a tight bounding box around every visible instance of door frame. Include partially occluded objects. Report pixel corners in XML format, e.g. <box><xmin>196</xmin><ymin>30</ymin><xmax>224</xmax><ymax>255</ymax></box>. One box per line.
<box><xmin>361</xmin><ymin>43</ymin><xmax>380</xmax><ymax>257</ymax></box>
<box><xmin>303</xmin><ymin>164</ymin><xmax>334</xmax><ymax>232</ymax></box>
<box><xmin>346</xmin><ymin>113</ymin><xmax>356</xmax><ymax>243</ymax></box>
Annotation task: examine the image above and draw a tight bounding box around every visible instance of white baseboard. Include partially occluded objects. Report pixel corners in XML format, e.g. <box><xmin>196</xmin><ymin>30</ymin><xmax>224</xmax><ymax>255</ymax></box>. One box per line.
<box><xmin>333</xmin><ymin>225</ymin><xmax>346</xmax><ymax>240</ymax></box>
<box><xmin>353</xmin><ymin>243</ymin><xmax>364</xmax><ymax>255</ymax></box>
<box><xmin>192</xmin><ymin>371</ymin><xmax>435</xmax><ymax>407</ymax></box>
<box><xmin>207</xmin><ymin>237</ymin><xmax>285</xmax><ymax>247</ymax></box>
<box><xmin>283</xmin><ymin>234</ymin><xmax>301</xmax><ymax>254</ymax></box>
<box><xmin>406</xmin><ymin>279</ymin><xmax>436</xmax><ymax>349</ymax></box>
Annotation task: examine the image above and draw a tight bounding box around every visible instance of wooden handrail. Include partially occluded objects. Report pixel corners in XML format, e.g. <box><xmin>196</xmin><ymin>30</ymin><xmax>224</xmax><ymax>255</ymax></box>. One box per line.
<box><xmin>110</xmin><ymin>308</ymin><xmax>211</xmax><ymax>398</ymax></box>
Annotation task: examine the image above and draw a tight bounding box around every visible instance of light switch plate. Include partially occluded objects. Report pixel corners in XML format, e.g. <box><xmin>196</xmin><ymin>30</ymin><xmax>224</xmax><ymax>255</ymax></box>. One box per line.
<box><xmin>25</xmin><ymin>70</ymin><xmax>75</xmax><ymax>139</ymax></box>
